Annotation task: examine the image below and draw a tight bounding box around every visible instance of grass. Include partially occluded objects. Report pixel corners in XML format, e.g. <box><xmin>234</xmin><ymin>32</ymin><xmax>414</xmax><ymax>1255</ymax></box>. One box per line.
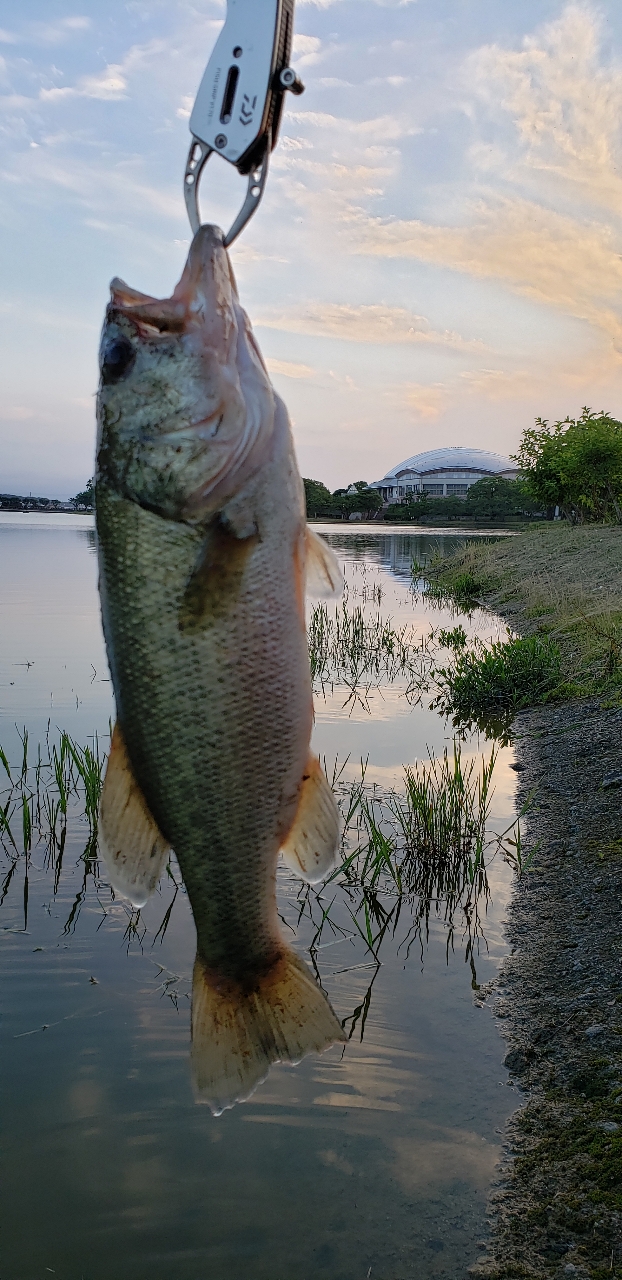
<box><xmin>0</xmin><ymin>726</ymin><xmax>105</xmax><ymax>866</ymax></box>
<box><xmin>308</xmin><ymin>601</ymin><xmax>434</xmax><ymax>705</ymax></box>
<box><xmin>417</xmin><ymin>522</ymin><xmax>622</xmax><ymax>705</ymax></box>
<box><xmin>432</xmin><ymin>632</ymin><xmax>562</xmax><ymax>735</ymax></box>
<box><xmin>1</xmin><ymin>730</ymin><xmax>526</xmax><ymax>1004</ymax></box>
<box><xmin>294</xmin><ymin>742</ymin><xmax>529</xmax><ymax>1033</ymax></box>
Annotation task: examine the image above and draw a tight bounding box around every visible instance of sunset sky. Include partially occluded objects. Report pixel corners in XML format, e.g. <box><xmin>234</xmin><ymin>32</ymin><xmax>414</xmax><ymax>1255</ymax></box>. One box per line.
<box><xmin>2</xmin><ymin>0</ymin><xmax>622</xmax><ymax>497</ymax></box>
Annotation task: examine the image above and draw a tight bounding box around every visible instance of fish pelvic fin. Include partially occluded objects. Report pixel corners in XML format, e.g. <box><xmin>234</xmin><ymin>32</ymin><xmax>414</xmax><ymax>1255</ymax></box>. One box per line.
<box><xmin>99</xmin><ymin>722</ymin><xmax>170</xmax><ymax>908</ymax></box>
<box><xmin>280</xmin><ymin>754</ymin><xmax>341</xmax><ymax>884</ymax></box>
<box><xmin>305</xmin><ymin>527</ymin><xmax>343</xmax><ymax>597</ymax></box>
<box><xmin>191</xmin><ymin>949</ymin><xmax>345</xmax><ymax>1114</ymax></box>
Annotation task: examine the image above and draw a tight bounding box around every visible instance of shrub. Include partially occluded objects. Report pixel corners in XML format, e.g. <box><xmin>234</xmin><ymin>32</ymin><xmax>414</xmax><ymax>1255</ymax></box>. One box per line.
<box><xmin>433</xmin><ymin>633</ymin><xmax>562</xmax><ymax>729</ymax></box>
<box><xmin>515</xmin><ymin>407</ymin><xmax>622</xmax><ymax>523</ymax></box>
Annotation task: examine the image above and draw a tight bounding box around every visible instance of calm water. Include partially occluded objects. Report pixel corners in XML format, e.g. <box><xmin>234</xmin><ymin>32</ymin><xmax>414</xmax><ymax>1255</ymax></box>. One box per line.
<box><xmin>0</xmin><ymin>514</ymin><xmax>519</xmax><ymax>1280</ymax></box>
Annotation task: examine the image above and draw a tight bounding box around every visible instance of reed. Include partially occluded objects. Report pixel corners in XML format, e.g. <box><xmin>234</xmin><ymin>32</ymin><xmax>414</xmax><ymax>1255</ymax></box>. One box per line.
<box><xmin>295</xmin><ymin>741</ymin><xmax>527</xmax><ymax>1013</ymax></box>
<box><xmin>0</xmin><ymin>729</ymin><xmax>105</xmax><ymax>863</ymax></box>
<box><xmin>0</xmin><ymin>730</ymin><xmax>527</xmax><ymax>992</ymax></box>
<box><xmin>308</xmin><ymin>601</ymin><xmax>434</xmax><ymax>703</ymax></box>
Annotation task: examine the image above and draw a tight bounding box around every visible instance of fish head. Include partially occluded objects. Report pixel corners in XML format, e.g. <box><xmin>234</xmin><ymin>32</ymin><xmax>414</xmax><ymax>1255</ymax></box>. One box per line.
<box><xmin>96</xmin><ymin>225</ymin><xmax>275</xmax><ymax>524</ymax></box>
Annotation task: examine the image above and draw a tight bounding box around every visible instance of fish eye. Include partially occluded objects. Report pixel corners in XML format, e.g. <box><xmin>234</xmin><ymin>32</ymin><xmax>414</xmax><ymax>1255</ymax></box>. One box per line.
<box><xmin>101</xmin><ymin>335</ymin><xmax>136</xmax><ymax>384</ymax></box>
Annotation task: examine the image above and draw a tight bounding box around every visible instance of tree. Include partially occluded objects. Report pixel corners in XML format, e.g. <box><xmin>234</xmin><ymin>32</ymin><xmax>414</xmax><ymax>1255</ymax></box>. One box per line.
<box><xmin>355</xmin><ymin>486</ymin><xmax>383</xmax><ymax>517</ymax></box>
<box><xmin>303</xmin><ymin>478</ymin><xmax>333</xmax><ymax>518</ymax></box>
<box><xmin>384</xmin><ymin>494</ymin><xmax>430</xmax><ymax>522</ymax></box>
<box><xmin>425</xmin><ymin>494</ymin><xmax>466</xmax><ymax>521</ymax></box>
<box><xmin>464</xmin><ymin>476</ymin><xmax>525</xmax><ymax>522</ymax></box>
<box><xmin>331</xmin><ymin>483</ymin><xmax>383</xmax><ymax>519</ymax></box>
<box><xmin>514</xmin><ymin>408</ymin><xmax>622</xmax><ymax>523</ymax></box>
<box><xmin>73</xmin><ymin>478</ymin><xmax>94</xmax><ymax>510</ymax></box>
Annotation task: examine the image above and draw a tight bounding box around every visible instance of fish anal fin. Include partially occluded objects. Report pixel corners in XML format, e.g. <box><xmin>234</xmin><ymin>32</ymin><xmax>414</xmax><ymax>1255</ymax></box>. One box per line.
<box><xmin>306</xmin><ymin>527</ymin><xmax>343</xmax><ymax>597</ymax></box>
<box><xmin>178</xmin><ymin>522</ymin><xmax>258</xmax><ymax>634</ymax></box>
<box><xmin>280</xmin><ymin>754</ymin><xmax>341</xmax><ymax>884</ymax></box>
<box><xmin>191</xmin><ymin>948</ymin><xmax>345</xmax><ymax>1114</ymax></box>
<box><xmin>99</xmin><ymin>723</ymin><xmax>170</xmax><ymax>908</ymax></box>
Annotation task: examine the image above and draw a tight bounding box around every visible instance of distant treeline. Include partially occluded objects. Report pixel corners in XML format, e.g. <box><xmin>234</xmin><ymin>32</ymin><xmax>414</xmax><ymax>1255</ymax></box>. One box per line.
<box><xmin>304</xmin><ymin>476</ymin><xmax>537</xmax><ymax>523</ymax></box>
<box><xmin>0</xmin><ymin>478</ymin><xmax>94</xmax><ymax>513</ymax></box>
<box><xmin>0</xmin><ymin>493</ymin><xmax>77</xmax><ymax>512</ymax></box>
<box><xmin>304</xmin><ymin>479</ymin><xmax>383</xmax><ymax>520</ymax></box>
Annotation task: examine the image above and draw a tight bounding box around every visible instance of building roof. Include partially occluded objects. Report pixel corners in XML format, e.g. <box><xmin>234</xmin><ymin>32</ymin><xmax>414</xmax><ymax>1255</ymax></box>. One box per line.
<box><xmin>377</xmin><ymin>447</ymin><xmax>517</xmax><ymax>482</ymax></box>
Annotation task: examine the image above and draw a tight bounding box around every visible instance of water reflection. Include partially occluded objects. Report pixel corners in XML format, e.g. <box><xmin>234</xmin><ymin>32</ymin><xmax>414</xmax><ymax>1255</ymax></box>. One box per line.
<box><xmin>0</xmin><ymin>516</ymin><xmax>517</xmax><ymax>1280</ymax></box>
<box><xmin>1</xmin><ymin>733</ymin><xmax>518</xmax><ymax>1047</ymax></box>
<box><xmin>312</xmin><ymin>523</ymin><xmax>510</xmax><ymax>584</ymax></box>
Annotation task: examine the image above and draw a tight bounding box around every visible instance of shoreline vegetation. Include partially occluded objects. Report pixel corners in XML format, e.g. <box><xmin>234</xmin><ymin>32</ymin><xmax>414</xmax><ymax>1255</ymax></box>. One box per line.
<box><xmin>419</xmin><ymin>522</ymin><xmax>622</xmax><ymax>1280</ymax></box>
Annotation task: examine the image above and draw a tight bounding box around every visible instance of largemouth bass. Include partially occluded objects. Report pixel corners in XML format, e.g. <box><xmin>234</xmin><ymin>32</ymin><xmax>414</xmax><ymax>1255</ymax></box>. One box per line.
<box><xmin>96</xmin><ymin>225</ymin><xmax>345</xmax><ymax>1114</ymax></box>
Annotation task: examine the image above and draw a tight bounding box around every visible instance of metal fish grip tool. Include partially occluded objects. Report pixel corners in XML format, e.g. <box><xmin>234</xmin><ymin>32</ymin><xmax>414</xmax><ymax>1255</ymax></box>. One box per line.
<box><xmin>184</xmin><ymin>0</ymin><xmax>304</xmax><ymax>247</ymax></box>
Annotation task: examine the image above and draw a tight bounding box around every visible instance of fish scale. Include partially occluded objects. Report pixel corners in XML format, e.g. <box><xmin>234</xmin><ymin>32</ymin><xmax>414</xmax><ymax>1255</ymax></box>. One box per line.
<box><xmin>95</xmin><ymin>225</ymin><xmax>344</xmax><ymax>1111</ymax></box>
<box><xmin>97</xmin><ymin>461</ymin><xmax>310</xmax><ymax>978</ymax></box>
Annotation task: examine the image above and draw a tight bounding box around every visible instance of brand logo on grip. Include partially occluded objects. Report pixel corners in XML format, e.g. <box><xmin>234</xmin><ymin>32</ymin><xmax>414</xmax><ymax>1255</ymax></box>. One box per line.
<box><xmin>207</xmin><ymin>66</ymin><xmax>221</xmax><ymax>122</ymax></box>
<box><xmin>239</xmin><ymin>94</ymin><xmax>257</xmax><ymax>126</ymax></box>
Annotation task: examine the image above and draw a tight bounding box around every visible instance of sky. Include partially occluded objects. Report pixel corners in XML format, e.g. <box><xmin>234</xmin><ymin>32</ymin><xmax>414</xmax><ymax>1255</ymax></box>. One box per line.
<box><xmin>2</xmin><ymin>0</ymin><xmax>622</xmax><ymax>497</ymax></box>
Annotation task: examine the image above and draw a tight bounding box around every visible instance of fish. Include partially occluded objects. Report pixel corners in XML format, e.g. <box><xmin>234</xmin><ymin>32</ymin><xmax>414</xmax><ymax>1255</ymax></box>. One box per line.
<box><xmin>95</xmin><ymin>225</ymin><xmax>345</xmax><ymax>1114</ymax></box>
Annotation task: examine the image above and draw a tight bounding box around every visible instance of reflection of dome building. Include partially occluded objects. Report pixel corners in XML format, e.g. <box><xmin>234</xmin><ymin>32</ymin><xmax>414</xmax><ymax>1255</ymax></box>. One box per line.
<box><xmin>370</xmin><ymin>447</ymin><xmax>519</xmax><ymax>504</ymax></box>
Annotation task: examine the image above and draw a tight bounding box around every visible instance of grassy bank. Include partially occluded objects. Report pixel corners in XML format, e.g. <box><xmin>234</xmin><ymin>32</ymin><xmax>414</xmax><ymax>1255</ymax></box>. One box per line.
<box><xmin>423</xmin><ymin>522</ymin><xmax>622</xmax><ymax>705</ymax></box>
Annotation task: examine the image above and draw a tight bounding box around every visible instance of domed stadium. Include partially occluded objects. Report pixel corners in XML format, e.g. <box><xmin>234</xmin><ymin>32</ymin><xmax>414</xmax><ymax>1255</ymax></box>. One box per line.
<box><xmin>370</xmin><ymin>447</ymin><xmax>519</xmax><ymax>505</ymax></box>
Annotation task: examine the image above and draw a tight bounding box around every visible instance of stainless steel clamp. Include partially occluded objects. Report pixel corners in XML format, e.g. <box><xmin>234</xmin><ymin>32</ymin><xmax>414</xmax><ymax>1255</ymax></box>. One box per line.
<box><xmin>184</xmin><ymin>0</ymin><xmax>304</xmax><ymax>246</ymax></box>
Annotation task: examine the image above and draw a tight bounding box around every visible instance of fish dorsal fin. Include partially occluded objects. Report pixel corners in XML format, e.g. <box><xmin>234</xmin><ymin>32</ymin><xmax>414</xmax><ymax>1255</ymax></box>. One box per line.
<box><xmin>280</xmin><ymin>754</ymin><xmax>341</xmax><ymax>884</ymax></box>
<box><xmin>99</xmin><ymin>723</ymin><xmax>170</xmax><ymax>908</ymax></box>
<box><xmin>305</xmin><ymin>527</ymin><xmax>343</xmax><ymax>597</ymax></box>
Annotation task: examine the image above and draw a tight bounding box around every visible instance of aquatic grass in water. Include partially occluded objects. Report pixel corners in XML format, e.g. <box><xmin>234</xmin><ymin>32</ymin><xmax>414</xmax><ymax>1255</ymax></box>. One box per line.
<box><xmin>308</xmin><ymin>601</ymin><xmax>434</xmax><ymax>704</ymax></box>
<box><xmin>0</xmin><ymin>729</ymin><xmax>526</xmax><ymax>972</ymax></box>
<box><xmin>294</xmin><ymin>743</ymin><xmax>529</xmax><ymax>1029</ymax></box>
<box><xmin>0</xmin><ymin>727</ymin><xmax>105</xmax><ymax>866</ymax></box>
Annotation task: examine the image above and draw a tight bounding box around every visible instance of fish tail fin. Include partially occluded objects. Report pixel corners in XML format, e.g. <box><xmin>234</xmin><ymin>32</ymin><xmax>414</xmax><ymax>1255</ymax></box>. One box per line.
<box><xmin>191</xmin><ymin>948</ymin><xmax>345</xmax><ymax>1114</ymax></box>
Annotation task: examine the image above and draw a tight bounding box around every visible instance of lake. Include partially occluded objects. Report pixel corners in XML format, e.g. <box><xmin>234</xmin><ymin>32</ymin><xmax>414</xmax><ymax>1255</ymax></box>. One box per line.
<box><xmin>0</xmin><ymin>514</ymin><xmax>519</xmax><ymax>1280</ymax></box>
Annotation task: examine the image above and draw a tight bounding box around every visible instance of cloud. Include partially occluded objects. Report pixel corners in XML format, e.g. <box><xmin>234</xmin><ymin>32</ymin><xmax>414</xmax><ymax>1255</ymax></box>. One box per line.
<box><xmin>0</xmin><ymin>405</ymin><xmax>34</xmax><ymax>420</ymax></box>
<box><xmin>258</xmin><ymin>302</ymin><xmax>484</xmax><ymax>350</ymax></box>
<box><xmin>458</xmin><ymin>368</ymin><xmax>533</xmax><ymax>399</ymax></box>
<box><xmin>176</xmin><ymin>94</ymin><xmax>193</xmax><ymax>120</ymax></box>
<box><xmin>349</xmin><ymin>196</ymin><xmax>622</xmax><ymax>353</ymax></box>
<box><xmin>286</xmin><ymin>110</ymin><xmax>413</xmax><ymax>142</ymax></box>
<box><xmin>25</xmin><ymin>16</ymin><xmax>91</xmax><ymax>46</ymax></box>
<box><xmin>9</xmin><ymin>148</ymin><xmax>181</xmax><ymax>222</ymax></box>
<box><xmin>317</xmin><ymin>77</ymin><xmax>353</xmax><ymax>88</ymax></box>
<box><xmin>292</xmin><ymin>35</ymin><xmax>323</xmax><ymax>67</ymax></box>
<box><xmin>392</xmin><ymin>383</ymin><xmax>449</xmax><ymax>419</ymax></box>
<box><xmin>40</xmin><ymin>37</ymin><xmax>165</xmax><ymax>103</ymax></box>
<box><xmin>467</xmin><ymin>4</ymin><xmax>622</xmax><ymax>214</ymax></box>
<box><xmin>278</xmin><ymin>135</ymin><xmax>314</xmax><ymax>152</ymax></box>
<box><xmin>367</xmin><ymin>75</ymin><xmax>410</xmax><ymax>86</ymax></box>
<box><xmin>265</xmin><ymin>357</ymin><xmax>315</xmax><ymax>379</ymax></box>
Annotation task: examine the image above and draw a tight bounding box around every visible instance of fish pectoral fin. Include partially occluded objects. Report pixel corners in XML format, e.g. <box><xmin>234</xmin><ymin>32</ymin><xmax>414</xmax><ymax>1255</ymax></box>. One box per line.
<box><xmin>179</xmin><ymin>522</ymin><xmax>258</xmax><ymax>634</ymax></box>
<box><xmin>191</xmin><ymin>949</ymin><xmax>345</xmax><ymax>1114</ymax></box>
<box><xmin>99</xmin><ymin>723</ymin><xmax>170</xmax><ymax>908</ymax></box>
<box><xmin>280</xmin><ymin>754</ymin><xmax>341</xmax><ymax>884</ymax></box>
<box><xmin>305</xmin><ymin>527</ymin><xmax>343</xmax><ymax>597</ymax></box>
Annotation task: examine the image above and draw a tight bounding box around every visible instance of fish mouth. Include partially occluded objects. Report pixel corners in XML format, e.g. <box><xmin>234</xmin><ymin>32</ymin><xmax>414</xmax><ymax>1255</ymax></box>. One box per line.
<box><xmin>108</xmin><ymin>225</ymin><xmax>236</xmax><ymax>352</ymax></box>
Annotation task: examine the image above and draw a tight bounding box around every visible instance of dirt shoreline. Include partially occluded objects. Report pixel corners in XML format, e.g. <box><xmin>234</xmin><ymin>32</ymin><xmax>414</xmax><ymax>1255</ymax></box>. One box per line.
<box><xmin>431</xmin><ymin>527</ymin><xmax>622</xmax><ymax>1278</ymax></box>
<box><xmin>470</xmin><ymin>696</ymin><xmax>622</xmax><ymax>1279</ymax></box>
